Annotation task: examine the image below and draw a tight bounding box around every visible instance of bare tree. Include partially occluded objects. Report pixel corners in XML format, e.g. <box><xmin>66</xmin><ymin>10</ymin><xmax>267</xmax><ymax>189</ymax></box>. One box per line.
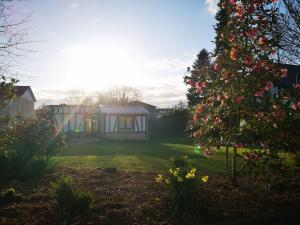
<box><xmin>65</xmin><ymin>89</ymin><xmax>94</xmax><ymax>105</ymax></box>
<box><xmin>0</xmin><ymin>1</ymin><xmax>31</xmax><ymax>110</ymax></box>
<box><xmin>96</xmin><ymin>86</ymin><xmax>141</xmax><ymax>105</ymax></box>
<box><xmin>278</xmin><ymin>0</ymin><xmax>300</xmax><ymax>64</ymax></box>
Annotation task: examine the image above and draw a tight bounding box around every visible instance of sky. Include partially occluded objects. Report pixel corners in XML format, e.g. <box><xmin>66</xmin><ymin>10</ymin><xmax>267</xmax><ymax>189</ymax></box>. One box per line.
<box><xmin>10</xmin><ymin>0</ymin><xmax>218</xmax><ymax>108</ymax></box>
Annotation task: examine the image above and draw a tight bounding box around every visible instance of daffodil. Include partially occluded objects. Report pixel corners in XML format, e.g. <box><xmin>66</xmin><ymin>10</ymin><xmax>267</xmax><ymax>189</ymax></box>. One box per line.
<box><xmin>185</xmin><ymin>173</ymin><xmax>195</xmax><ymax>179</ymax></box>
<box><xmin>190</xmin><ymin>168</ymin><xmax>196</xmax><ymax>174</ymax></box>
<box><xmin>202</xmin><ymin>176</ymin><xmax>209</xmax><ymax>183</ymax></box>
<box><xmin>173</xmin><ymin>168</ymin><xmax>180</xmax><ymax>177</ymax></box>
<box><xmin>177</xmin><ymin>177</ymin><xmax>183</xmax><ymax>182</ymax></box>
<box><xmin>169</xmin><ymin>168</ymin><xmax>174</xmax><ymax>174</ymax></box>
<box><xmin>155</xmin><ymin>174</ymin><xmax>164</xmax><ymax>183</ymax></box>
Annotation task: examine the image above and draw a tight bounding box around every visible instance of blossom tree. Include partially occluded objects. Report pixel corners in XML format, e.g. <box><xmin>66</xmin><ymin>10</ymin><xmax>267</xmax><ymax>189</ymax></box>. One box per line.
<box><xmin>188</xmin><ymin>0</ymin><xmax>300</xmax><ymax>186</ymax></box>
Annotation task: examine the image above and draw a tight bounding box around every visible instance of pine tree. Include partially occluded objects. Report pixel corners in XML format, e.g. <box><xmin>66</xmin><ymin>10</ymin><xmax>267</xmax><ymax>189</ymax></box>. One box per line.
<box><xmin>183</xmin><ymin>49</ymin><xmax>212</xmax><ymax>107</ymax></box>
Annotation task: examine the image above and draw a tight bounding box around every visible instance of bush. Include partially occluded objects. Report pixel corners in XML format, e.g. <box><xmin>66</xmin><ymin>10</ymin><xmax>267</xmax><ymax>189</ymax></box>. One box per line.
<box><xmin>53</xmin><ymin>176</ymin><xmax>94</xmax><ymax>217</ymax></box>
<box><xmin>155</xmin><ymin>156</ymin><xmax>208</xmax><ymax>220</ymax></box>
<box><xmin>21</xmin><ymin>156</ymin><xmax>58</xmax><ymax>178</ymax></box>
<box><xmin>0</xmin><ymin>116</ymin><xmax>64</xmax><ymax>178</ymax></box>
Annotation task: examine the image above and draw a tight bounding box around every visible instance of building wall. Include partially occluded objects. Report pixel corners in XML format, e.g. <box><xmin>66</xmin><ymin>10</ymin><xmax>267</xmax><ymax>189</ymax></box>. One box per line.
<box><xmin>101</xmin><ymin>114</ymin><xmax>149</xmax><ymax>140</ymax></box>
<box><xmin>7</xmin><ymin>96</ymin><xmax>34</xmax><ymax>118</ymax></box>
<box><xmin>51</xmin><ymin>105</ymin><xmax>98</xmax><ymax>134</ymax></box>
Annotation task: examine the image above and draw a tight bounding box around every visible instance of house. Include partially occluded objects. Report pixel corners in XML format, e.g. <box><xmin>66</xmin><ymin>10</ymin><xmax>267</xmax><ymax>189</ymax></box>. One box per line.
<box><xmin>0</xmin><ymin>86</ymin><xmax>36</xmax><ymax>118</ymax></box>
<box><xmin>99</xmin><ymin>105</ymin><xmax>149</xmax><ymax>140</ymax></box>
<box><xmin>50</xmin><ymin>104</ymin><xmax>150</xmax><ymax>140</ymax></box>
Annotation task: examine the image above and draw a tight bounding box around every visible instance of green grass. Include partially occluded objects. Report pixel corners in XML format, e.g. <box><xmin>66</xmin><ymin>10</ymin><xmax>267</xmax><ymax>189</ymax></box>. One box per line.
<box><xmin>54</xmin><ymin>138</ymin><xmax>234</xmax><ymax>174</ymax></box>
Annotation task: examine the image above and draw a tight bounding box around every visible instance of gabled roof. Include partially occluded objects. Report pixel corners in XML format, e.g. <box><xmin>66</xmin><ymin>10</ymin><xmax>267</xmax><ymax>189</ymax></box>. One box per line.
<box><xmin>15</xmin><ymin>86</ymin><xmax>36</xmax><ymax>102</ymax></box>
<box><xmin>99</xmin><ymin>105</ymin><xmax>150</xmax><ymax>114</ymax></box>
<box><xmin>128</xmin><ymin>100</ymin><xmax>156</xmax><ymax>109</ymax></box>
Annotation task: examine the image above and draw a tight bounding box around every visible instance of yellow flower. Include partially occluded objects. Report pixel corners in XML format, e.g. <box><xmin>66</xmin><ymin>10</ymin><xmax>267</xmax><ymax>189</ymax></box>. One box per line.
<box><xmin>183</xmin><ymin>155</ymin><xmax>188</xmax><ymax>159</ymax></box>
<box><xmin>165</xmin><ymin>179</ymin><xmax>170</xmax><ymax>184</ymax></box>
<box><xmin>173</xmin><ymin>168</ymin><xmax>180</xmax><ymax>177</ymax></box>
<box><xmin>177</xmin><ymin>177</ymin><xmax>183</xmax><ymax>182</ymax></box>
<box><xmin>169</xmin><ymin>168</ymin><xmax>174</xmax><ymax>174</ymax></box>
<box><xmin>155</xmin><ymin>174</ymin><xmax>164</xmax><ymax>183</ymax></box>
<box><xmin>190</xmin><ymin>168</ymin><xmax>196</xmax><ymax>174</ymax></box>
<box><xmin>185</xmin><ymin>173</ymin><xmax>195</xmax><ymax>180</ymax></box>
<box><xmin>202</xmin><ymin>176</ymin><xmax>209</xmax><ymax>183</ymax></box>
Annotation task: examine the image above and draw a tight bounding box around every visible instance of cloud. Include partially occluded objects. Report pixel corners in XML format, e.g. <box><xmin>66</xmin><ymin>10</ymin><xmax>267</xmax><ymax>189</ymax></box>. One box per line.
<box><xmin>70</xmin><ymin>3</ymin><xmax>79</xmax><ymax>8</ymax></box>
<box><xmin>205</xmin><ymin>0</ymin><xmax>218</xmax><ymax>15</ymax></box>
<box><xmin>143</xmin><ymin>53</ymin><xmax>195</xmax><ymax>73</ymax></box>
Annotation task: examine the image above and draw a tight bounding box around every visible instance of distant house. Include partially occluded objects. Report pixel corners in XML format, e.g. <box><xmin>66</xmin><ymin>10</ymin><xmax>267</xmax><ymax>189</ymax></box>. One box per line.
<box><xmin>50</xmin><ymin>104</ymin><xmax>150</xmax><ymax>140</ymax></box>
<box><xmin>99</xmin><ymin>105</ymin><xmax>149</xmax><ymax>140</ymax></box>
<box><xmin>1</xmin><ymin>86</ymin><xmax>36</xmax><ymax>118</ymax></box>
<box><xmin>128</xmin><ymin>100</ymin><xmax>156</xmax><ymax>114</ymax></box>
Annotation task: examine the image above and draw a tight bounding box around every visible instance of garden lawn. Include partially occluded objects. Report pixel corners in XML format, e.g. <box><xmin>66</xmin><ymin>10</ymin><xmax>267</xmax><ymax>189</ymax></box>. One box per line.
<box><xmin>54</xmin><ymin>138</ymin><xmax>230</xmax><ymax>174</ymax></box>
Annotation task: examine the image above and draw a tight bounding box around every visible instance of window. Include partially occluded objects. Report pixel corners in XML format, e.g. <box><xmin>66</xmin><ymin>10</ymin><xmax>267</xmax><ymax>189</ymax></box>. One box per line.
<box><xmin>119</xmin><ymin>116</ymin><xmax>133</xmax><ymax>129</ymax></box>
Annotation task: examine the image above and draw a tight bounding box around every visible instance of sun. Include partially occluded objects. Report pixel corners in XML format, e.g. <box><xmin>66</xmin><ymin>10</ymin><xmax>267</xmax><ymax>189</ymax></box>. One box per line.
<box><xmin>63</xmin><ymin>44</ymin><xmax>139</xmax><ymax>90</ymax></box>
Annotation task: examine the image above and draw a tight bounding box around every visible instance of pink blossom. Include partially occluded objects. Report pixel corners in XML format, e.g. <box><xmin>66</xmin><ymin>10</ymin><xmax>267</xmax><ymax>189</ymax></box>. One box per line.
<box><xmin>236</xmin><ymin>4</ymin><xmax>245</xmax><ymax>17</ymax></box>
<box><xmin>196</xmin><ymin>106</ymin><xmax>205</xmax><ymax>114</ymax></box>
<box><xmin>215</xmin><ymin>117</ymin><xmax>221</xmax><ymax>124</ymax></box>
<box><xmin>297</xmin><ymin>101</ymin><xmax>300</xmax><ymax>109</ymax></box>
<box><xmin>203</xmin><ymin>150</ymin><xmax>212</xmax><ymax>158</ymax></box>
<box><xmin>264</xmin><ymin>81</ymin><xmax>273</xmax><ymax>91</ymax></box>
<box><xmin>255</xmin><ymin>89</ymin><xmax>266</xmax><ymax>97</ymax></box>
<box><xmin>229</xmin><ymin>0</ymin><xmax>237</xmax><ymax>4</ymax></box>
<box><xmin>280</xmin><ymin>68</ymin><xmax>288</xmax><ymax>78</ymax></box>
<box><xmin>291</xmin><ymin>104</ymin><xmax>297</xmax><ymax>110</ymax></box>
<box><xmin>187</xmin><ymin>79</ymin><xmax>195</xmax><ymax>87</ymax></box>
<box><xmin>214</xmin><ymin>63</ymin><xmax>221</xmax><ymax>72</ymax></box>
<box><xmin>235</xmin><ymin>96</ymin><xmax>244</xmax><ymax>104</ymax></box>
<box><xmin>295</xmin><ymin>84</ymin><xmax>300</xmax><ymax>89</ymax></box>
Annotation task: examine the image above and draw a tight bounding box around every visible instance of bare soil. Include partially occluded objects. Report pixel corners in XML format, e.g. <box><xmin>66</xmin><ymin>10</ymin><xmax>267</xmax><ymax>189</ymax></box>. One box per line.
<box><xmin>0</xmin><ymin>167</ymin><xmax>299</xmax><ymax>225</ymax></box>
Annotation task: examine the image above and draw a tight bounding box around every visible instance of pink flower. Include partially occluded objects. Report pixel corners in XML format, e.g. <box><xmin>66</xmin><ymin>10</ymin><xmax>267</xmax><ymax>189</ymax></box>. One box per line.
<box><xmin>215</xmin><ymin>117</ymin><xmax>221</xmax><ymax>124</ymax></box>
<box><xmin>214</xmin><ymin>63</ymin><xmax>222</xmax><ymax>72</ymax></box>
<box><xmin>244</xmin><ymin>152</ymin><xmax>260</xmax><ymax>161</ymax></box>
<box><xmin>196</xmin><ymin>106</ymin><xmax>205</xmax><ymax>114</ymax></box>
<box><xmin>229</xmin><ymin>0</ymin><xmax>237</xmax><ymax>4</ymax></box>
<box><xmin>187</xmin><ymin>79</ymin><xmax>195</xmax><ymax>87</ymax></box>
<box><xmin>255</xmin><ymin>89</ymin><xmax>265</xmax><ymax>97</ymax></box>
<box><xmin>264</xmin><ymin>81</ymin><xmax>273</xmax><ymax>91</ymax></box>
<box><xmin>196</xmin><ymin>82</ymin><xmax>208</xmax><ymax>90</ymax></box>
<box><xmin>272</xmin><ymin>110</ymin><xmax>286</xmax><ymax>121</ymax></box>
<box><xmin>203</xmin><ymin>149</ymin><xmax>212</xmax><ymax>158</ymax></box>
<box><xmin>259</xmin><ymin>36</ymin><xmax>268</xmax><ymax>46</ymax></box>
<box><xmin>295</xmin><ymin>84</ymin><xmax>300</xmax><ymax>89</ymax></box>
<box><xmin>236</xmin><ymin>4</ymin><xmax>245</xmax><ymax>17</ymax></box>
<box><xmin>235</xmin><ymin>96</ymin><xmax>244</xmax><ymax>104</ymax></box>
<box><xmin>246</xmin><ymin>28</ymin><xmax>257</xmax><ymax>38</ymax></box>
<box><xmin>297</xmin><ymin>101</ymin><xmax>300</xmax><ymax>109</ymax></box>
<box><xmin>280</xmin><ymin>68</ymin><xmax>288</xmax><ymax>78</ymax></box>
<box><xmin>291</xmin><ymin>104</ymin><xmax>297</xmax><ymax>110</ymax></box>
<box><xmin>193</xmin><ymin>115</ymin><xmax>200</xmax><ymax>122</ymax></box>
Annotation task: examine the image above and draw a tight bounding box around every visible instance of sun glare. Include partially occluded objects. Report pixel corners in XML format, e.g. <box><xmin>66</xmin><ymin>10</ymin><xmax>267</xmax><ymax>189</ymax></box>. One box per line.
<box><xmin>64</xmin><ymin>45</ymin><xmax>139</xmax><ymax>90</ymax></box>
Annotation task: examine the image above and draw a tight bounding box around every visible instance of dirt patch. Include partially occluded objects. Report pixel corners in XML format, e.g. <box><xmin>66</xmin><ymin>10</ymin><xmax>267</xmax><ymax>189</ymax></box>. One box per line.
<box><xmin>0</xmin><ymin>167</ymin><xmax>299</xmax><ymax>225</ymax></box>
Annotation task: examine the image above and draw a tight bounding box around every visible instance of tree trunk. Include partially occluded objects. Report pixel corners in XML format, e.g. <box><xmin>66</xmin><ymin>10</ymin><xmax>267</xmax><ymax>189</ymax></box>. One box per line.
<box><xmin>225</xmin><ymin>140</ymin><xmax>230</xmax><ymax>176</ymax></box>
<box><xmin>231</xmin><ymin>145</ymin><xmax>238</xmax><ymax>187</ymax></box>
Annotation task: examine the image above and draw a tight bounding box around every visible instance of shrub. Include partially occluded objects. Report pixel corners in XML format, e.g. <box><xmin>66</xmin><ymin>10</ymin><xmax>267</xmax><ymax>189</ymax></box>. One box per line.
<box><xmin>0</xmin><ymin>116</ymin><xmax>64</xmax><ymax>178</ymax></box>
<box><xmin>21</xmin><ymin>156</ymin><xmax>58</xmax><ymax>178</ymax></box>
<box><xmin>155</xmin><ymin>156</ymin><xmax>208</xmax><ymax>219</ymax></box>
<box><xmin>53</xmin><ymin>176</ymin><xmax>94</xmax><ymax>217</ymax></box>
